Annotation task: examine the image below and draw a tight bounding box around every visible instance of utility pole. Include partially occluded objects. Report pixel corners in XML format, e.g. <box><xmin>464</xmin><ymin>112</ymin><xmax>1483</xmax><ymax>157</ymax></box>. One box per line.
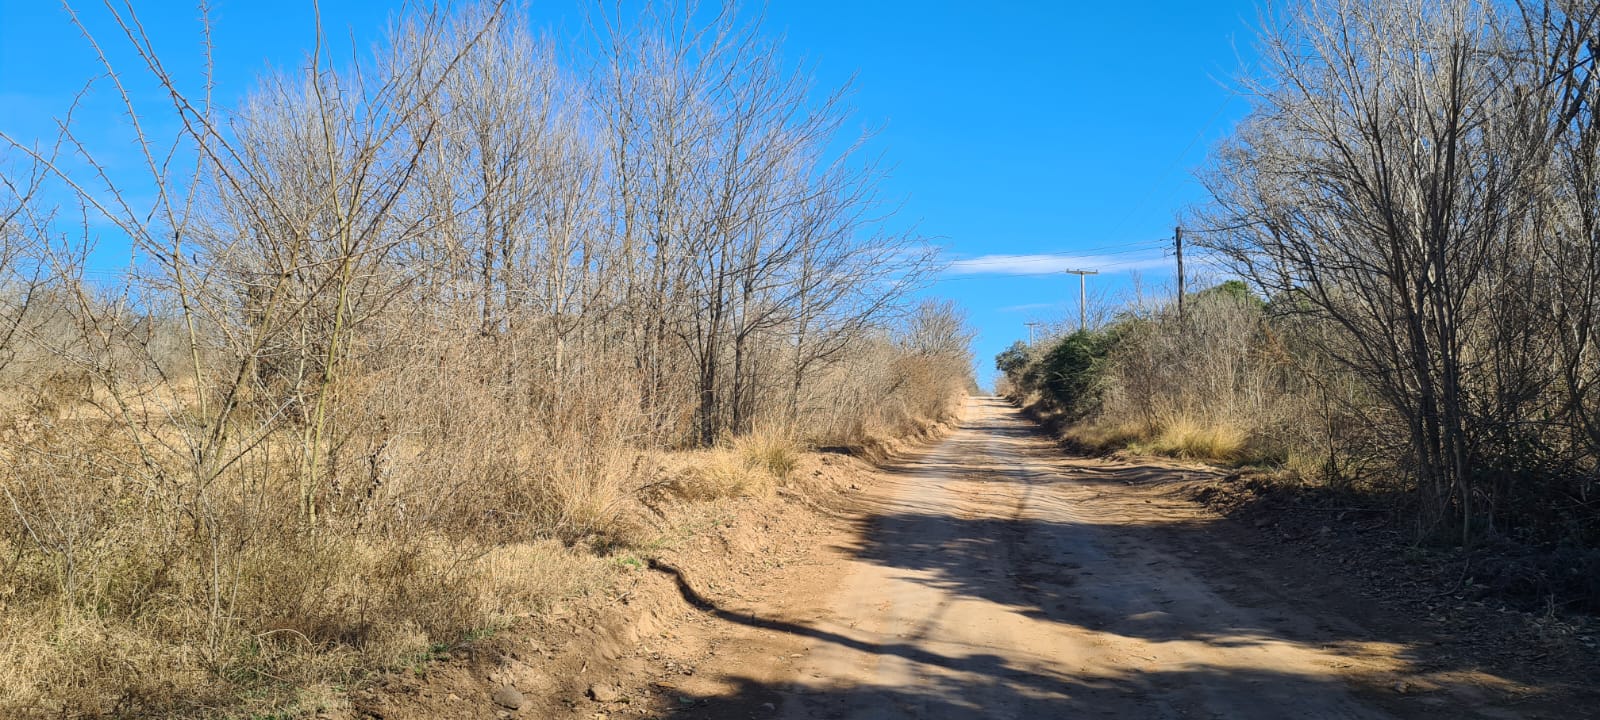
<box><xmin>1062</xmin><ymin>268</ymin><xmax>1099</xmax><ymax>333</ymax></box>
<box><xmin>1174</xmin><ymin>226</ymin><xmax>1185</xmax><ymax>323</ymax></box>
<box><xmin>1024</xmin><ymin>321</ymin><xmax>1043</xmax><ymax>346</ymax></box>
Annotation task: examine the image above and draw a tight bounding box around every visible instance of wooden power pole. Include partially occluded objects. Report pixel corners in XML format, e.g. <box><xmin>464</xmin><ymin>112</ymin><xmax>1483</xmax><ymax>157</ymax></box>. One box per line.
<box><xmin>1062</xmin><ymin>268</ymin><xmax>1099</xmax><ymax>333</ymax></box>
<box><xmin>1024</xmin><ymin>321</ymin><xmax>1043</xmax><ymax>346</ymax></box>
<box><xmin>1175</xmin><ymin>226</ymin><xmax>1185</xmax><ymax>323</ymax></box>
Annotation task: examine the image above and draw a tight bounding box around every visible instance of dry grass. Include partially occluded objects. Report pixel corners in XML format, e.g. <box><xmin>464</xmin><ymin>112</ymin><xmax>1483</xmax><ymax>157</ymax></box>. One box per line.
<box><xmin>0</xmin><ymin>323</ymin><xmax>968</xmax><ymax>719</ymax></box>
<box><xmin>0</xmin><ymin>528</ymin><xmax>614</xmax><ymax>718</ymax></box>
<box><xmin>1008</xmin><ymin>289</ymin><xmax>1349</xmax><ymax>476</ymax></box>
<box><xmin>0</xmin><ymin>344</ymin><xmax>648</xmax><ymax>717</ymax></box>
<box><xmin>1062</xmin><ymin>419</ymin><xmax>1152</xmax><ymax>454</ymax></box>
<box><xmin>734</xmin><ymin>430</ymin><xmax>802</xmax><ymax>480</ymax></box>
<box><xmin>1065</xmin><ymin>414</ymin><xmax>1252</xmax><ymax>465</ymax></box>
<box><xmin>476</xmin><ymin>540</ymin><xmax>617</xmax><ymax>617</ymax></box>
<box><xmin>1133</xmin><ymin>415</ymin><xmax>1251</xmax><ymax>463</ymax></box>
<box><xmin>670</xmin><ymin>449</ymin><xmax>771</xmax><ymax>500</ymax></box>
<box><xmin>664</xmin><ymin>432</ymin><xmax>804</xmax><ymax>501</ymax></box>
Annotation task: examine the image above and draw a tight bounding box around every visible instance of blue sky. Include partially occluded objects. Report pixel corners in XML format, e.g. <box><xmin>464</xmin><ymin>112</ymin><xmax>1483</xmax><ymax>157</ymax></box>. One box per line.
<box><xmin>0</xmin><ymin>1</ymin><xmax>1259</xmax><ymax>388</ymax></box>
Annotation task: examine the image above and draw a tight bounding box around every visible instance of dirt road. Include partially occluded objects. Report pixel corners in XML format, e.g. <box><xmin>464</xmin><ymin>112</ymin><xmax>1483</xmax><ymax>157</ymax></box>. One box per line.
<box><xmin>647</xmin><ymin>397</ymin><xmax>1576</xmax><ymax>719</ymax></box>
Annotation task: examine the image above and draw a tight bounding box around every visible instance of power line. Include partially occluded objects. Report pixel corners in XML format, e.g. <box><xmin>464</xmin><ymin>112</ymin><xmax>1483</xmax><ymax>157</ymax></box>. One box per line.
<box><xmin>1104</xmin><ymin>87</ymin><xmax>1244</xmax><ymax>240</ymax></box>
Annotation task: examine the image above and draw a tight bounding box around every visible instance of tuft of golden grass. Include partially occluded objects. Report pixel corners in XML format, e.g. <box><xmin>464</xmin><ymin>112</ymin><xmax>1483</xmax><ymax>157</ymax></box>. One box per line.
<box><xmin>1062</xmin><ymin>420</ymin><xmax>1152</xmax><ymax>453</ymax></box>
<box><xmin>1066</xmin><ymin>413</ymin><xmax>1252</xmax><ymax>464</ymax></box>
<box><xmin>670</xmin><ymin>449</ymin><xmax>770</xmax><ymax>500</ymax></box>
<box><xmin>734</xmin><ymin>430</ymin><xmax>801</xmax><ymax>480</ymax></box>
<box><xmin>663</xmin><ymin>431</ymin><xmax>805</xmax><ymax>500</ymax></box>
<box><xmin>1138</xmin><ymin>415</ymin><xmax>1250</xmax><ymax>462</ymax></box>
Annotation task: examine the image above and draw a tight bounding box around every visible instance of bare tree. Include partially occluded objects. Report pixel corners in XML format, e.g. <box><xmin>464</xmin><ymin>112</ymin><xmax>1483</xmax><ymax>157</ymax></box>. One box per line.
<box><xmin>1200</xmin><ymin>0</ymin><xmax>1600</xmax><ymax>541</ymax></box>
<box><xmin>592</xmin><ymin>2</ymin><xmax>934</xmax><ymax>445</ymax></box>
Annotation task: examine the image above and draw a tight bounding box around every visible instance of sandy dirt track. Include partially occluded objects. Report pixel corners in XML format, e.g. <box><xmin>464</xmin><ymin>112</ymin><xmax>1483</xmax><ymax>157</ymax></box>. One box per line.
<box><xmin>647</xmin><ymin>397</ymin><xmax>1579</xmax><ymax>720</ymax></box>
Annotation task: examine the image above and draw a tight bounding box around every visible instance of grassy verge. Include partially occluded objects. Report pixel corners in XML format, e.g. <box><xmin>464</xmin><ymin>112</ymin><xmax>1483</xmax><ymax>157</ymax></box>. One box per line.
<box><xmin>0</xmin><ymin>405</ymin><xmax>951</xmax><ymax>719</ymax></box>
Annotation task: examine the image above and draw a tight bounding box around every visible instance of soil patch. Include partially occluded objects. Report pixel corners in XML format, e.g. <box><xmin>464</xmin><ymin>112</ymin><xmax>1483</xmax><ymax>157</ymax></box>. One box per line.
<box><xmin>304</xmin><ymin>447</ymin><xmax>905</xmax><ymax>720</ymax></box>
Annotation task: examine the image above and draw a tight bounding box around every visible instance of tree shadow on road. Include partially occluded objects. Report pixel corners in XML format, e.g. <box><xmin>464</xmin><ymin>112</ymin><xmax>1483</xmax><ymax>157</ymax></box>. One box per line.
<box><xmin>649</xmin><ymin>559</ymin><xmax>1405</xmax><ymax>719</ymax></box>
<box><xmin>665</xmin><ymin>666</ymin><xmax>1416</xmax><ymax>720</ymax></box>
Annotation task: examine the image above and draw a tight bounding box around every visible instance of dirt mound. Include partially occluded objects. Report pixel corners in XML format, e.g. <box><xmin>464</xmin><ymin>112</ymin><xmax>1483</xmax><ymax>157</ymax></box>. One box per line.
<box><xmin>310</xmin><ymin>448</ymin><xmax>889</xmax><ymax>720</ymax></box>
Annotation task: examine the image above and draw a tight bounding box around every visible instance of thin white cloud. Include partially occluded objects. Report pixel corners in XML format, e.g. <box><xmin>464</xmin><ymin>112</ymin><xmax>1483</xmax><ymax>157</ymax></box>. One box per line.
<box><xmin>947</xmin><ymin>253</ymin><xmax>1171</xmax><ymax>276</ymax></box>
<box><xmin>997</xmin><ymin>302</ymin><xmax>1059</xmax><ymax>313</ymax></box>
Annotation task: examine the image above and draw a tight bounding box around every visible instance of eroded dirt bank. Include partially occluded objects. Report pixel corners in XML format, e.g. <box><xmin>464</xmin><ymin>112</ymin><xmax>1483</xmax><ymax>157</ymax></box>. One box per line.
<box><xmin>619</xmin><ymin>397</ymin><xmax>1595</xmax><ymax>720</ymax></box>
